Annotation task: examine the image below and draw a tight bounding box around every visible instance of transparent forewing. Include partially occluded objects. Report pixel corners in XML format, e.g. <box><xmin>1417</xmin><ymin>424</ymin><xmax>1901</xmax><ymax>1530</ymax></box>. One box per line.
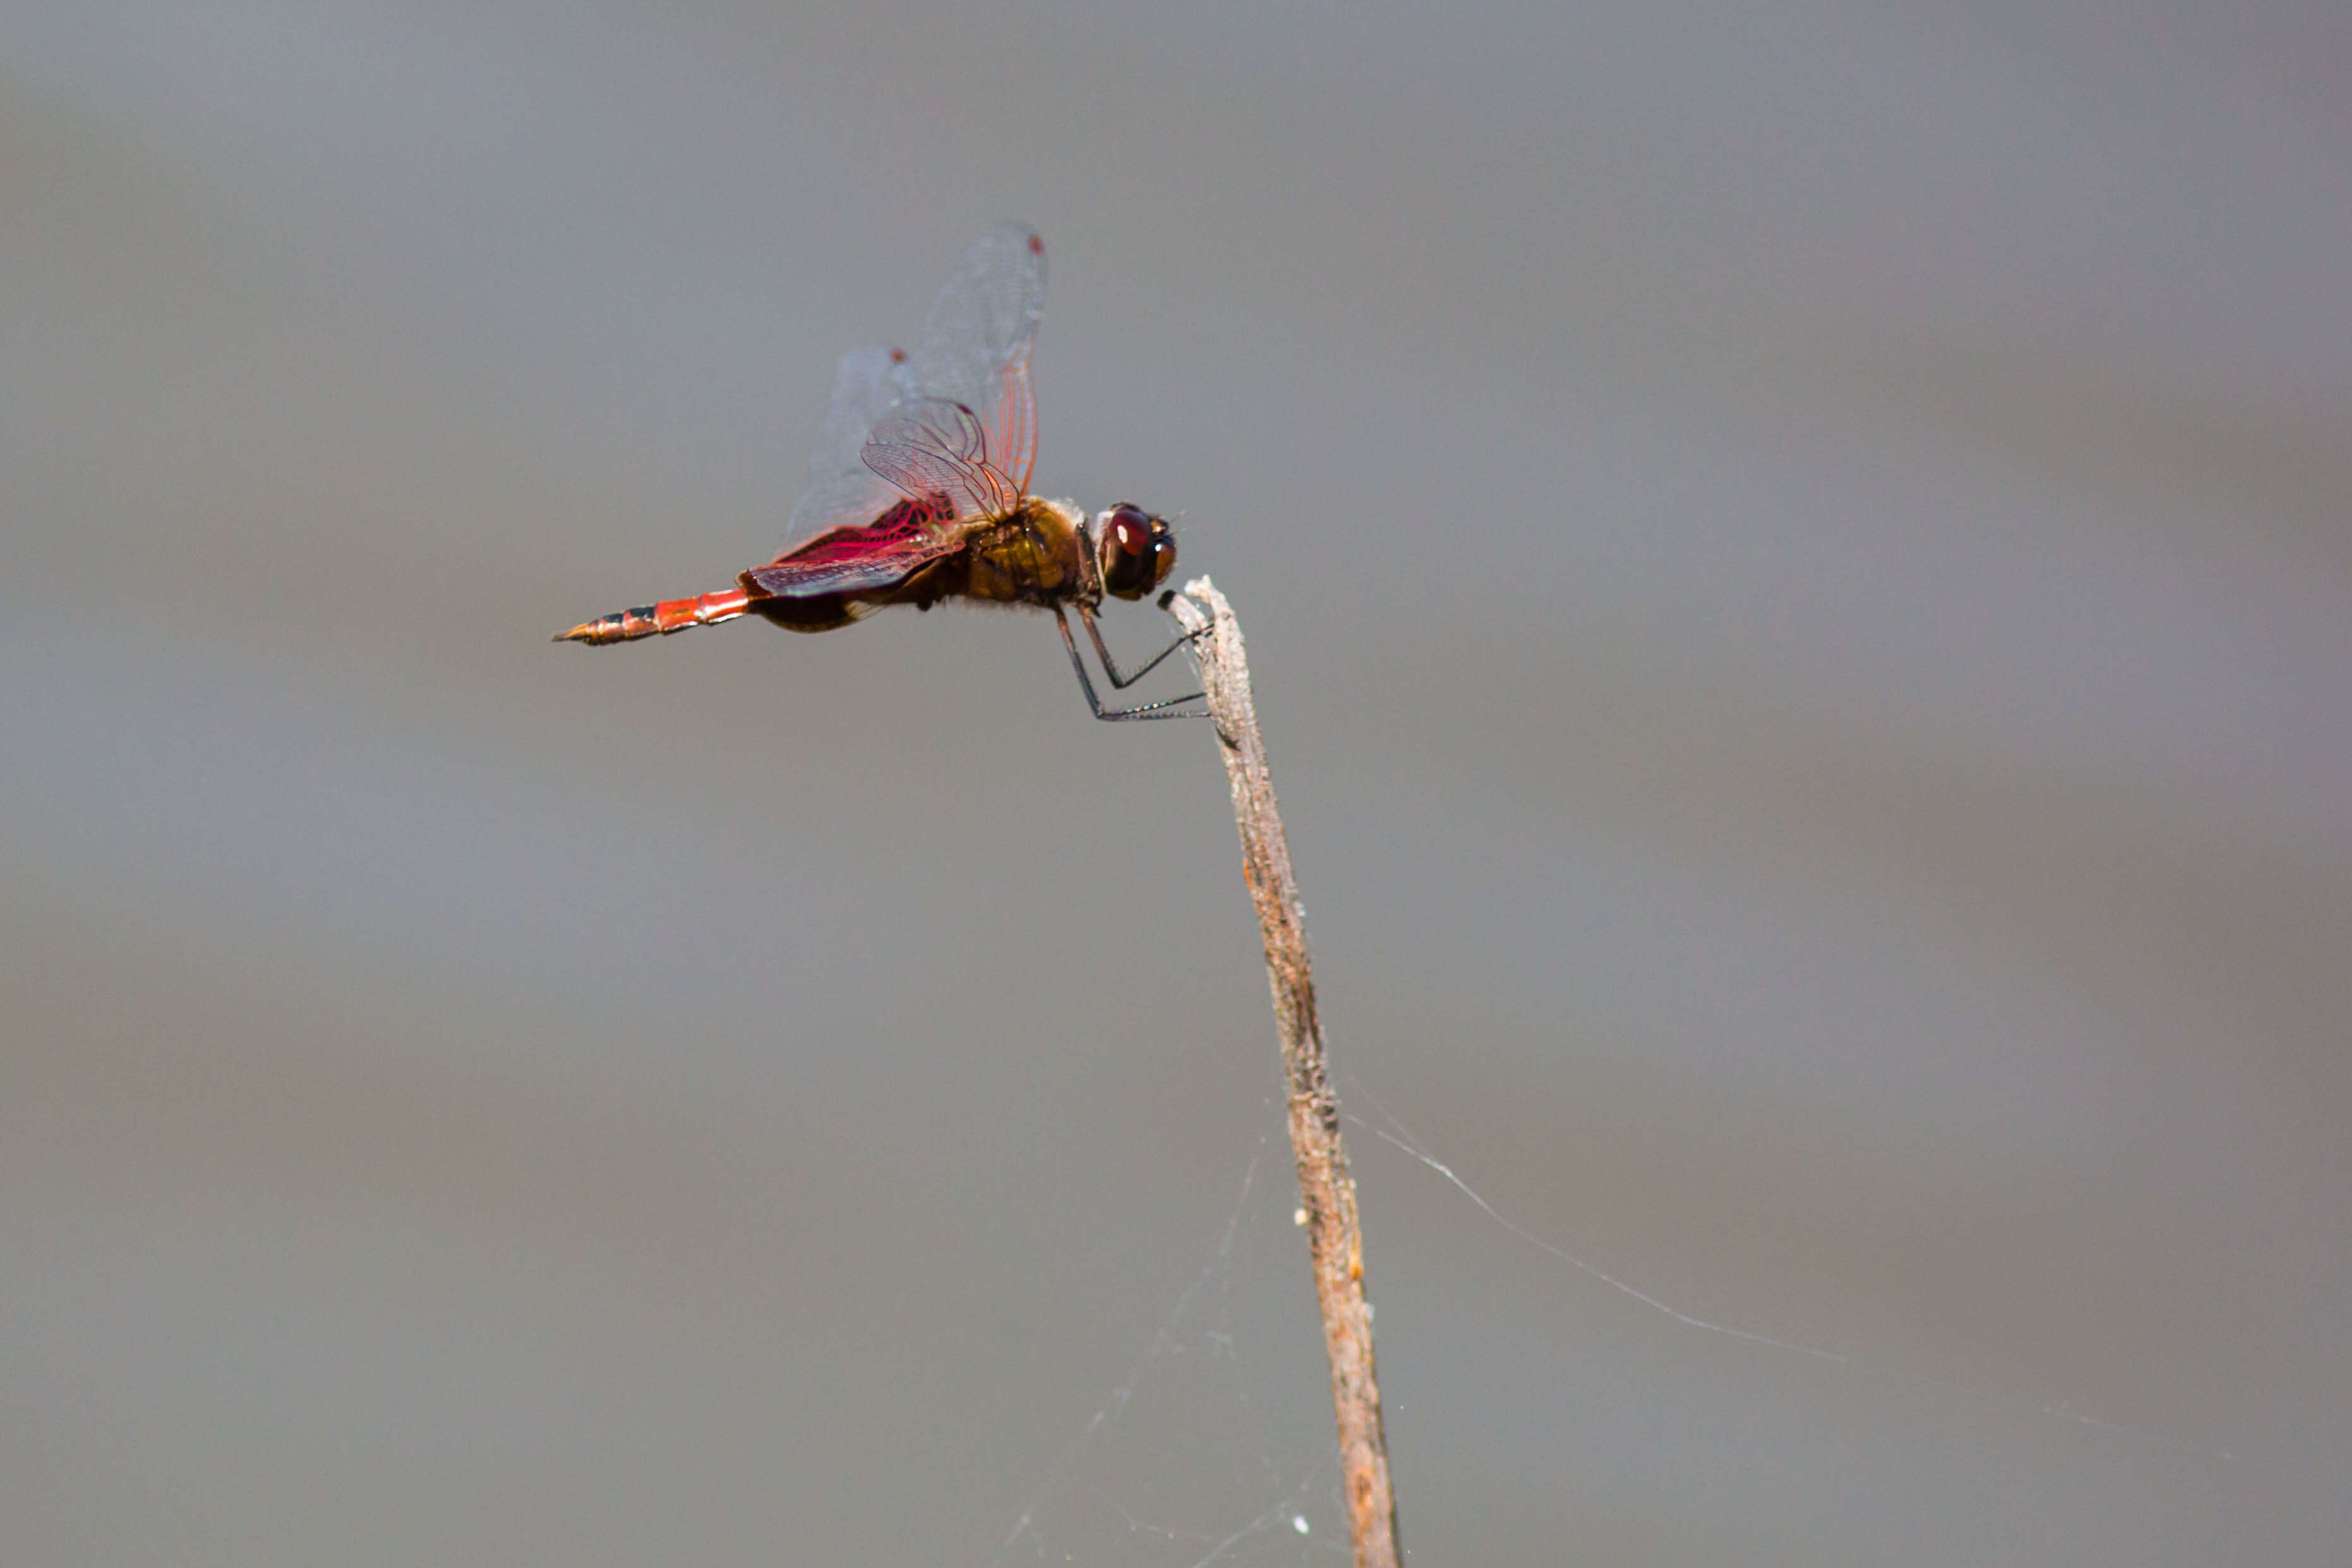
<box><xmin>863</xmin><ymin>397</ymin><xmax>1019</xmax><ymax>519</ymax></box>
<box><xmin>783</xmin><ymin>465</ymin><xmax>904</xmax><ymax>544</ymax></box>
<box><xmin>913</xmin><ymin>222</ymin><xmax>1045</xmax><ymax>429</ymax></box>
<box><xmin>812</xmin><ymin>345</ymin><xmax>919</xmax><ymax>482</ymax></box>
<box><xmin>784</xmin><ymin>345</ymin><xmax>921</xmax><ymax>541</ymax></box>
<box><xmin>913</xmin><ymin>222</ymin><xmax>1043</xmax><ymax>497</ymax></box>
<box><xmin>990</xmin><ymin>358</ymin><xmax>1038</xmax><ymax>498</ymax></box>
<box><xmin>781</xmin><ymin>225</ymin><xmax>1045</xmax><ymax>547</ymax></box>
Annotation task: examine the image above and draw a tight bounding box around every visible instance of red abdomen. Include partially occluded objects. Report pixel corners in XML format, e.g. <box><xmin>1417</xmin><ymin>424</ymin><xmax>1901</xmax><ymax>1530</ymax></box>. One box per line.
<box><xmin>555</xmin><ymin>586</ymin><xmax>753</xmax><ymax>645</ymax></box>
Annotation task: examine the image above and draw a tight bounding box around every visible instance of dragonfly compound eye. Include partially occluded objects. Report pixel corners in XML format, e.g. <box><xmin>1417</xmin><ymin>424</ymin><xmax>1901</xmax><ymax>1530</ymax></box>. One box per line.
<box><xmin>1102</xmin><ymin>503</ymin><xmax>1158</xmax><ymax>598</ymax></box>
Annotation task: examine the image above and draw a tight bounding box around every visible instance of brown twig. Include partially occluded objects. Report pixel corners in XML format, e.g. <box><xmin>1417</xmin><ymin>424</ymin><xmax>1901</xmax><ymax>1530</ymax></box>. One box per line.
<box><xmin>1165</xmin><ymin>577</ymin><xmax>1402</xmax><ymax>1568</ymax></box>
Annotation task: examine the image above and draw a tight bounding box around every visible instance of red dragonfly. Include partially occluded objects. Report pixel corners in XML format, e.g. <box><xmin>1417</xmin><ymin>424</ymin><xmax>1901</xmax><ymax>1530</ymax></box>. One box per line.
<box><xmin>556</xmin><ymin>223</ymin><xmax>1200</xmax><ymax>720</ymax></box>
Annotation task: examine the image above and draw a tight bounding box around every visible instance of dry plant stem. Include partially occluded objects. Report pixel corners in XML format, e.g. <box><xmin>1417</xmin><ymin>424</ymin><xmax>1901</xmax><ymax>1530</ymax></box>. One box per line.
<box><xmin>1167</xmin><ymin>577</ymin><xmax>1401</xmax><ymax>1568</ymax></box>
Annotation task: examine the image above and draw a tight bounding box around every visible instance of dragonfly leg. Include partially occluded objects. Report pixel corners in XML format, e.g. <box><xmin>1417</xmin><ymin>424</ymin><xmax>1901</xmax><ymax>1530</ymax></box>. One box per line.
<box><xmin>1077</xmin><ymin>602</ymin><xmax>1208</xmax><ymax>690</ymax></box>
<box><xmin>1054</xmin><ymin>606</ymin><xmax>1206</xmax><ymax>721</ymax></box>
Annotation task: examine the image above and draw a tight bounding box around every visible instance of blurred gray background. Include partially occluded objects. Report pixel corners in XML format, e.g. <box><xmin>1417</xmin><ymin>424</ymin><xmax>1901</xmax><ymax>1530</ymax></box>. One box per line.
<box><xmin>4</xmin><ymin>3</ymin><xmax>2348</xmax><ymax>1563</ymax></box>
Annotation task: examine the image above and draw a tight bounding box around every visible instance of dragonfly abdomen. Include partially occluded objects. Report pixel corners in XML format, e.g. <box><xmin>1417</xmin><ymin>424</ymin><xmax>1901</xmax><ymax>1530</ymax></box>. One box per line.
<box><xmin>555</xmin><ymin>586</ymin><xmax>752</xmax><ymax>645</ymax></box>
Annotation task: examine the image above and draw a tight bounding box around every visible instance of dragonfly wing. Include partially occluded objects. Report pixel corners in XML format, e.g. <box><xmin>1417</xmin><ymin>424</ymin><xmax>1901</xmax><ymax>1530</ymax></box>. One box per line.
<box><xmin>779</xmin><ymin>225</ymin><xmax>1045</xmax><ymax>549</ymax></box>
<box><xmin>914</xmin><ymin>222</ymin><xmax>1044</xmax><ymax>493</ymax></box>
<box><xmin>914</xmin><ymin>222</ymin><xmax>1044</xmax><ymax>414</ymax></box>
<box><xmin>783</xmin><ymin>345</ymin><xmax>921</xmax><ymax>544</ymax></box>
<box><xmin>991</xmin><ymin>357</ymin><xmax>1036</xmax><ymax>498</ymax></box>
<box><xmin>862</xmin><ymin>397</ymin><xmax>1018</xmax><ymax>518</ymax></box>
<box><xmin>785</xmin><ymin>464</ymin><xmax>903</xmax><ymax>543</ymax></box>
<box><xmin>747</xmin><ymin>491</ymin><xmax>963</xmax><ymax>597</ymax></box>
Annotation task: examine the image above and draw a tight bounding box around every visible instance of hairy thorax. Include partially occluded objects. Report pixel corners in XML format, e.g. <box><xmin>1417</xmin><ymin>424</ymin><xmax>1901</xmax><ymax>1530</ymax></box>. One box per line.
<box><xmin>888</xmin><ymin>497</ymin><xmax>1089</xmax><ymax>611</ymax></box>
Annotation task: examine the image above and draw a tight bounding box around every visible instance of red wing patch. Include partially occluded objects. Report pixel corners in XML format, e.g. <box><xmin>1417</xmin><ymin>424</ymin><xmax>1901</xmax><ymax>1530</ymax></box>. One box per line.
<box><xmin>743</xmin><ymin>491</ymin><xmax>965</xmax><ymax>598</ymax></box>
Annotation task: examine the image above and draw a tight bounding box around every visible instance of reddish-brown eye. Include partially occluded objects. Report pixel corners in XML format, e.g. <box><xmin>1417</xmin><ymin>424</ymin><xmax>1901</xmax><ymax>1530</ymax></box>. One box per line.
<box><xmin>1102</xmin><ymin>503</ymin><xmax>1158</xmax><ymax>598</ymax></box>
<box><xmin>1151</xmin><ymin>536</ymin><xmax>1177</xmax><ymax>587</ymax></box>
<box><xmin>1109</xmin><ymin>503</ymin><xmax>1151</xmax><ymax>557</ymax></box>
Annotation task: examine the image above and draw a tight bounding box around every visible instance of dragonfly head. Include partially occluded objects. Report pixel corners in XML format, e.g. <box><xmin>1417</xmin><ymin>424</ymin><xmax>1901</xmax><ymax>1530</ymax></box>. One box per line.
<box><xmin>1097</xmin><ymin>502</ymin><xmax>1177</xmax><ymax>601</ymax></box>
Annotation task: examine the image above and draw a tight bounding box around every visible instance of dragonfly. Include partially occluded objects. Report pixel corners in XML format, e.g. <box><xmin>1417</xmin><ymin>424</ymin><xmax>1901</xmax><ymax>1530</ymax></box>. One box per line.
<box><xmin>556</xmin><ymin>222</ymin><xmax>1201</xmax><ymax>721</ymax></box>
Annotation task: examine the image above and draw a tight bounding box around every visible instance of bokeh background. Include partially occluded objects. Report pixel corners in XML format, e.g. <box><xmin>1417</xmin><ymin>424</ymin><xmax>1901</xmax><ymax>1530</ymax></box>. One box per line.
<box><xmin>5</xmin><ymin>3</ymin><xmax>2348</xmax><ymax>1563</ymax></box>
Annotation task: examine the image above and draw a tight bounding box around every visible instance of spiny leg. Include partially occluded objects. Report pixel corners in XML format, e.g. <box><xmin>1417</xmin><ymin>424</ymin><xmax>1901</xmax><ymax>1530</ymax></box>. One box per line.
<box><xmin>1076</xmin><ymin>602</ymin><xmax>1206</xmax><ymax>691</ymax></box>
<box><xmin>1053</xmin><ymin>606</ymin><xmax>1205</xmax><ymax>721</ymax></box>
